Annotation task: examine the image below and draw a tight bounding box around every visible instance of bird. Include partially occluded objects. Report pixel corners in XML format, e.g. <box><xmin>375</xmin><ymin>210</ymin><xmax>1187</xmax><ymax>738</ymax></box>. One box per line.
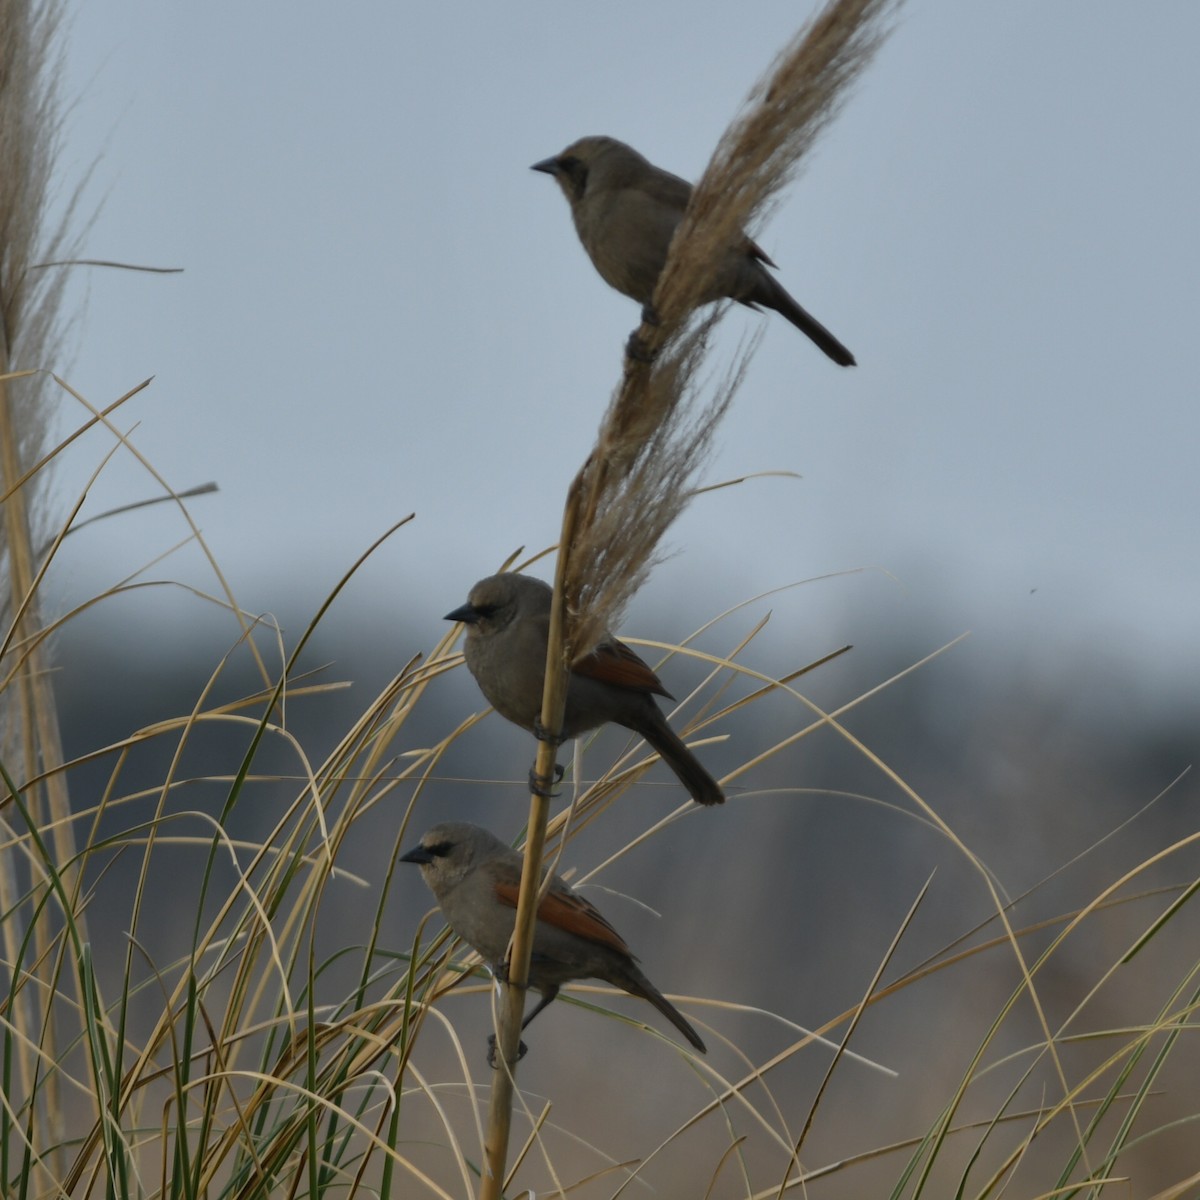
<box><xmin>401</xmin><ymin>820</ymin><xmax>706</xmax><ymax>1058</ymax></box>
<box><xmin>531</xmin><ymin>135</ymin><xmax>855</xmax><ymax>366</ymax></box>
<box><xmin>444</xmin><ymin>573</ymin><xmax>725</xmax><ymax>806</ymax></box>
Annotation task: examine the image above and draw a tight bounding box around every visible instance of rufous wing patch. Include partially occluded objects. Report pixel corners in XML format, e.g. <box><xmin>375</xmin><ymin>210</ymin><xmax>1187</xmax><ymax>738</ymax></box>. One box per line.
<box><xmin>572</xmin><ymin>638</ymin><xmax>672</xmax><ymax>698</ymax></box>
<box><xmin>493</xmin><ymin>878</ymin><xmax>631</xmax><ymax>957</ymax></box>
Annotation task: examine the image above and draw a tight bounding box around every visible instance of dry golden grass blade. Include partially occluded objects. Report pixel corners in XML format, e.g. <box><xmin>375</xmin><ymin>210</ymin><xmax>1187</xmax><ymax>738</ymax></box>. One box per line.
<box><xmin>0</xmin><ymin>428</ymin><xmax>223</xmax><ymax>680</ymax></box>
<box><xmin>30</xmin><ymin>256</ymin><xmax>182</xmax><ymax>272</ymax></box>
<box><xmin>57</xmin><ymin>479</ymin><xmax>218</xmax><ymax>537</ymax></box>
<box><xmin>552</xmin><ymin>1158</ymin><xmax>645</xmax><ymax>1196</ymax></box>
<box><xmin>602</xmin><ymin>967</ymin><xmax>906</xmax><ymax>1199</ymax></box>
<box><xmin>504</xmin><ymin>1101</ymin><xmax>554</xmax><ymax>1190</ymax></box>
<box><xmin>6</xmin><ymin>681</ymin><xmax>345</xmax><ymax>815</ymax></box>
<box><xmin>778</xmin><ymin>874</ymin><xmax>933</xmax><ymax>1199</ymax></box>
<box><xmin>747</xmin><ymin>1095</ymin><xmax>1153</xmax><ymax>1195</ymax></box>
<box><xmin>703</xmin><ymin>1136</ymin><xmax>750</xmax><ymax>1200</ymax></box>
<box><xmin>503</xmin><ymin>1101</ymin><xmax>555</xmax><ymax>1195</ymax></box>
<box><xmin>690</xmin><ymin>469</ymin><xmax>802</xmax><ymax>498</ymax></box>
<box><xmin>49</xmin><ymin>372</ymin><xmax>276</xmax><ymax>687</ymax></box>
<box><xmin>716</xmin><ymin>631</ymin><xmax>970</xmax><ymax>788</ymax></box>
<box><xmin>0</xmin><ymin>374</ymin><xmax>151</xmax><ymax>504</ymax></box>
<box><xmin>404</xmin><ymin>1059</ymin><xmax>479</xmax><ymax>1200</ymax></box>
<box><xmin>1147</xmin><ymin>1167</ymin><xmax>1200</xmax><ymax>1200</ymax></box>
<box><xmin>189</xmin><ymin>1069</ymin><xmax>462</xmax><ymax>1200</ymax></box>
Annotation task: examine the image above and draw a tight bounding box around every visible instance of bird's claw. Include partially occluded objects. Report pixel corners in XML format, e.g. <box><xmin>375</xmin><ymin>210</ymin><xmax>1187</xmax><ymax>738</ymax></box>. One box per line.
<box><xmin>487</xmin><ymin>1033</ymin><xmax>528</xmax><ymax>1069</ymax></box>
<box><xmin>528</xmin><ymin>765</ymin><xmax>562</xmax><ymax>798</ymax></box>
<box><xmin>532</xmin><ymin>719</ymin><xmax>565</xmax><ymax>747</ymax></box>
<box><xmin>625</xmin><ymin>330</ymin><xmax>657</xmax><ymax>364</ymax></box>
<box><xmin>639</xmin><ymin>302</ymin><xmax>661</xmax><ymax>327</ymax></box>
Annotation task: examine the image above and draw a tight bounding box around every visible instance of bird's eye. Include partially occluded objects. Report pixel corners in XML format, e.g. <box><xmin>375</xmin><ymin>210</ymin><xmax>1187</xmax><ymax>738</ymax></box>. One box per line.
<box><xmin>473</xmin><ymin>604</ymin><xmax>498</xmax><ymax>619</ymax></box>
<box><xmin>425</xmin><ymin>841</ymin><xmax>453</xmax><ymax>858</ymax></box>
<box><xmin>559</xmin><ymin>156</ymin><xmax>588</xmax><ymax>195</ymax></box>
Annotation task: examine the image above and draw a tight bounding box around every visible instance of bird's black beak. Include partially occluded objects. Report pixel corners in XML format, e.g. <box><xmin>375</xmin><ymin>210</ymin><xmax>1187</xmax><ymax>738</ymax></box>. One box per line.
<box><xmin>444</xmin><ymin>602</ymin><xmax>480</xmax><ymax>625</ymax></box>
<box><xmin>530</xmin><ymin>156</ymin><xmax>559</xmax><ymax>175</ymax></box>
<box><xmin>400</xmin><ymin>845</ymin><xmax>434</xmax><ymax>865</ymax></box>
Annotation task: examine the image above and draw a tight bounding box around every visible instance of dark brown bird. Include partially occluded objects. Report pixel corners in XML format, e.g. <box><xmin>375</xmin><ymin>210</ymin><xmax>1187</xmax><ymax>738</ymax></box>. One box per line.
<box><xmin>401</xmin><ymin>821</ymin><xmax>706</xmax><ymax>1056</ymax></box>
<box><xmin>532</xmin><ymin>135</ymin><xmax>855</xmax><ymax>366</ymax></box>
<box><xmin>445</xmin><ymin>573</ymin><xmax>724</xmax><ymax>806</ymax></box>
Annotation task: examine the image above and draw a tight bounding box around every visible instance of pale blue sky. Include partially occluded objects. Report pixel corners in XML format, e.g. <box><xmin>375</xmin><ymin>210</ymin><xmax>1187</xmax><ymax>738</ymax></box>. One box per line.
<box><xmin>44</xmin><ymin>2</ymin><xmax>1200</xmax><ymax>697</ymax></box>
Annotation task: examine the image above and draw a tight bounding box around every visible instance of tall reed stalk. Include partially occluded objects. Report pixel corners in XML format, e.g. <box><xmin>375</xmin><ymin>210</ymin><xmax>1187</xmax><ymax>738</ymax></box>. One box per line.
<box><xmin>1</xmin><ymin>0</ymin><xmax>84</xmax><ymax>1178</ymax></box>
<box><xmin>477</xmin><ymin>1</ymin><xmax>901</xmax><ymax>1194</ymax></box>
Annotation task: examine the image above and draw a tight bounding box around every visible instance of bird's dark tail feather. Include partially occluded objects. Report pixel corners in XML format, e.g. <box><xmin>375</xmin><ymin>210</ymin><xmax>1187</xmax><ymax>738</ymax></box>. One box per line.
<box><xmin>635</xmin><ymin>706</ymin><xmax>725</xmax><ymax>806</ymax></box>
<box><xmin>623</xmin><ymin>967</ymin><xmax>707</xmax><ymax>1053</ymax></box>
<box><xmin>765</xmin><ymin>280</ymin><xmax>856</xmax><ymax>366</ymax></box>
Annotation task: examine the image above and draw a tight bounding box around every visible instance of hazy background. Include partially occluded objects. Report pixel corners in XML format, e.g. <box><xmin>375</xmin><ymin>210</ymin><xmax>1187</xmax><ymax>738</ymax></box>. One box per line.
<box><xmin>32</xmin><ymin>2</ymin><xmax>1200</xmax><ymax>1195</ymax></box>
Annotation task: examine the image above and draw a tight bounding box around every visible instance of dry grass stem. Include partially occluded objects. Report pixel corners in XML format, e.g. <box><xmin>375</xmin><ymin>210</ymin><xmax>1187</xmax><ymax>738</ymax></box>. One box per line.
<box><xmin>479</xmin><ymin>2</ymin><xmax>902</xmax><ymax>1197</ymax></box>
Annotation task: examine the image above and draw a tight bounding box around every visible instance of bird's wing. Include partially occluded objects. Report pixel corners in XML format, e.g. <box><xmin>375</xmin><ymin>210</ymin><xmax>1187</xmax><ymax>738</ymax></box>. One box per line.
<box><xmin>493</xmin><ymin>875</ymin><xmax>632</xmax><ymax>957</ymax></box>
<box><xmin>637</xmin><ymin>166</ymin><xmax>694</xmax><ymax>210</ymax></box>
<box><xmin>571</xmin><ymin>637</ymin><xmax>673</xmax><ymax>699</ymax></box>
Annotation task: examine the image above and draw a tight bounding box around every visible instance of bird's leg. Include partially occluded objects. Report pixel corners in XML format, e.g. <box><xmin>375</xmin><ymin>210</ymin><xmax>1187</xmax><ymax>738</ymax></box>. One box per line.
<box><xmin>486</xmin><ymin>984</ymin><xmax>560</xmax><ymax>1064</ymax></box>
<box><xmin>529</xmin><ymin>722</ymin><xmax>565</xmax><ymax>796</ymax></box>
<box><xmin>518</xmin><ymin>985</ymin><xmax>560</xmax><ymax>1032</ymax></box>
<box><xmin>487</xmin><ymin>964</ymin><xmax>544</xmax><ymax>1070</ymax></box>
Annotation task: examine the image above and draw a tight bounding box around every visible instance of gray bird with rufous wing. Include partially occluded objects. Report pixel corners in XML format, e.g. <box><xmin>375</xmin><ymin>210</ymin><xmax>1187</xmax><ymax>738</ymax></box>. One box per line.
<box><xmin>532</xmin><ymin>134</ymin><xmax>855</xmax><ymax>367</ymax></box>
<box><xmin>445</xmin><ymin>573</ymin><xmax>724</xmax><ymax>806</ymax></box>
<box><xmin>401</xmin><ymin>821</ymin><xmax>706</xmax><ymax>1058</ymax></box>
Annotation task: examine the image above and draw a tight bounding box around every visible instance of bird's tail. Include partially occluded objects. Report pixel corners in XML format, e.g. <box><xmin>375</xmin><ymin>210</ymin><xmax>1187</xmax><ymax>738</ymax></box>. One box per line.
<box><xmin>633</xmin><ymin>705</ymin><xmax>725</xmax><ymax>806</ymax></box>
<box><xmin>621</xmin><ymin>965</ymin><xmax>707</xmax><ymax>1053</ymax></box>
<box><xmin>760</xmin><ymin>276</ymin><xmax>856</xmax><ymax>367</ymax></box>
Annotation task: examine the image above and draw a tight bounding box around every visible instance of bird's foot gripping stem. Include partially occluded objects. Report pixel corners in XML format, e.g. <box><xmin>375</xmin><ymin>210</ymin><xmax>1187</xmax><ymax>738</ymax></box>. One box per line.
<box><xmin>487</xmin><ymin>1032</ymin><xmax>528</xmax><ymax>1068</ymax></box>
<box><xmin>625</xmin><ymin>329</ymin><xmax>658</xmax><ymax>364</ymax></box>
<box><xmin>527</xmin><ymin>761</ymin><xmax>565</xmax><ymax>798</ymax></box>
